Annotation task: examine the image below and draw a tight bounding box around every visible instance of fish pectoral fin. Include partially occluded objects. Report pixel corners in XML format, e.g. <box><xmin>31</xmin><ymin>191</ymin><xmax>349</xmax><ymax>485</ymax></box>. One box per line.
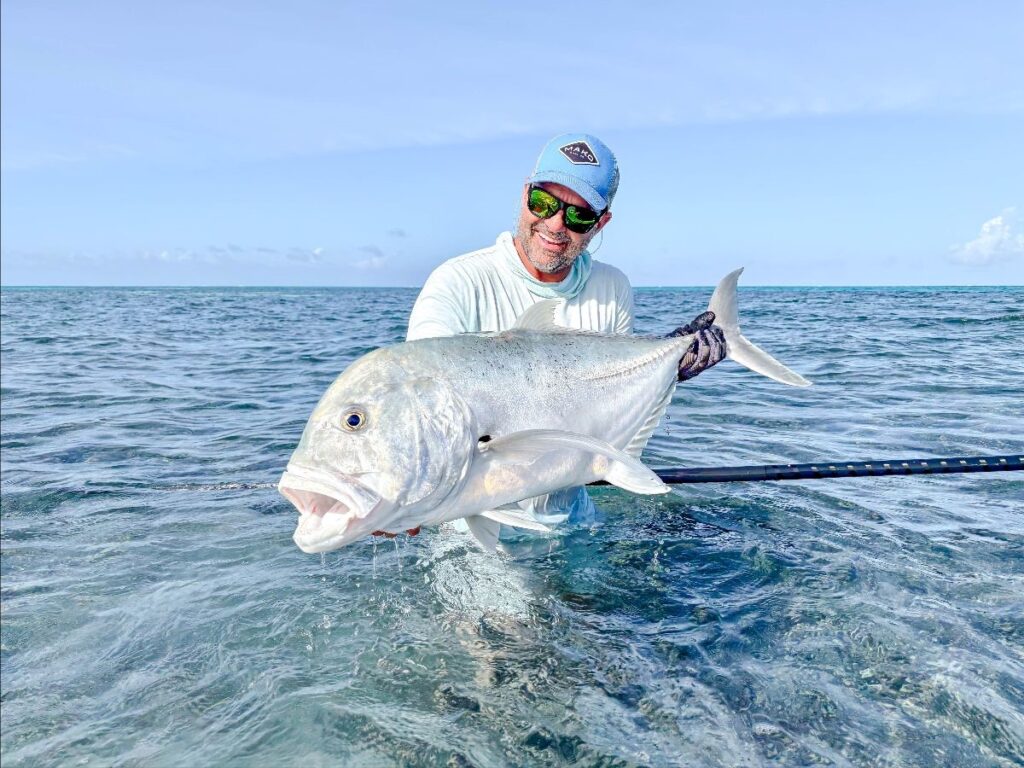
<box><xmin>604</xmin><ymin>456</ymin><xmax>670</xmax><ymax>495</ymax></box>
<box><xmin>465</xmin><ymin>515</ymin><xmax>501</xmax><ymax>552</ymax></box>
<box><xmin>480</xmin><ymin>429</ymin><xmax>670</xmax><ymax>496</ymax></box>
<box><xmin>480</xmin><ymin>508</ymin><xmax>552</xmax><ymax>532</ymax></box>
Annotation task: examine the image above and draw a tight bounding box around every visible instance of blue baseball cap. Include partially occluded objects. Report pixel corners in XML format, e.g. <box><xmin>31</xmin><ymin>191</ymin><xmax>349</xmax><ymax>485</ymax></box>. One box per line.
<box><xmin>527</xmin><ymin>133</ymin><xmax>619</xmax><ymax>212</ymax></box>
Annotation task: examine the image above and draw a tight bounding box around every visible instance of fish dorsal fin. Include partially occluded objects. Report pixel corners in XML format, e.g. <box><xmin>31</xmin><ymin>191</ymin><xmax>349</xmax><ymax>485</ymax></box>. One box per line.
<box><xmin>513</xmin><ymin>300</ymin><xmax>567</xmax><ymax>332</ymax></box>
<box><xmin>624</xmin><ymin>382</ymin><xmax>676</xmax><ymax>458</ymax></box>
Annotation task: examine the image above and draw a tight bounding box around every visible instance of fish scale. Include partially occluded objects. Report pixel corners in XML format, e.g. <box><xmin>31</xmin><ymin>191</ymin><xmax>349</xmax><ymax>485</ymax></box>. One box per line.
<box><xmin>393</xmin><ymin>331</ymin><xmax>686</xmax><ymax>448</ymax></box>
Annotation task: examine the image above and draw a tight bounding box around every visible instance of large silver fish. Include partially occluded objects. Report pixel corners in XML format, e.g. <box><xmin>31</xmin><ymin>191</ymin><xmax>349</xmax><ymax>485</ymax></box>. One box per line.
<box><xmin>279</xmin><ymin>269</ymin><xmax>810</xmax><ymax>553</ymax></box>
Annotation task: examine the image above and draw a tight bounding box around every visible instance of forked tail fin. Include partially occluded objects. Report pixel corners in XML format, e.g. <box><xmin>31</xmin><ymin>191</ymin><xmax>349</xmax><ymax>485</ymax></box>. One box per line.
<box><xmin>707</xmin><ymin>268</ymin><xmax>811</xmax><ymax>387</ymax></box>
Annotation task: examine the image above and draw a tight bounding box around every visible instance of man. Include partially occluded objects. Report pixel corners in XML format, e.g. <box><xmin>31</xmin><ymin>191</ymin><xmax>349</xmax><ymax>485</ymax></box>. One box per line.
<box><xmin>407</xmin><ymin>133</ymin><xmax>632</xmax><ymax>342</ymax></box>
<box><xmin>396</xmin><ymin>133</ymin><xmax>724</xmax><ymax>533</ymax></box>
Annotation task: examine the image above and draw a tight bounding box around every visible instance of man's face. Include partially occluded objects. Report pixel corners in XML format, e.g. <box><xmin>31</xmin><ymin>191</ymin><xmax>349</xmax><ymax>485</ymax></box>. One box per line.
<box><xmin>513</xmin><ymin>182</ymin><xmax>611</xmax><ymax>282</ymax></box>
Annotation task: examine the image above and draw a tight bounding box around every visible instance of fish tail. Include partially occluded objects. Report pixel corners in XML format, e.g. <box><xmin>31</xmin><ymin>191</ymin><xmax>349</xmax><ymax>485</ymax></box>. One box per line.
<box><xmin>707</xmin><ymin>268</ymin><xmax>812</xmax><ymax>387</ymax></box>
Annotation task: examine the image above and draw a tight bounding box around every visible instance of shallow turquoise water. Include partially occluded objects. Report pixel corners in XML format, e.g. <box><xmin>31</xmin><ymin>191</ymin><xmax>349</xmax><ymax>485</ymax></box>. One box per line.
<box><xmin>1</xmin><ymin>285</ymin><xmax>1022</xmax><ymax>767</ymax></box>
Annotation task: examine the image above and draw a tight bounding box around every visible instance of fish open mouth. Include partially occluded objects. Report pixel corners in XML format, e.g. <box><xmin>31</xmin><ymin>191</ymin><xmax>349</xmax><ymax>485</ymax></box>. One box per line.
<box><xmin>278</xmin><ymin>466</ymin><xmax>384</xmax><ymax>553</ymax></box>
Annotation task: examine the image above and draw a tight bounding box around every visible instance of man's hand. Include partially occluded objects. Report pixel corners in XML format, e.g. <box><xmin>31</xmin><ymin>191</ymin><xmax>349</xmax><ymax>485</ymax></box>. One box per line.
<box><xmin>669</xmin><ymin>311</ymin><xmax>727</xmax><ymax>381</ymax></box>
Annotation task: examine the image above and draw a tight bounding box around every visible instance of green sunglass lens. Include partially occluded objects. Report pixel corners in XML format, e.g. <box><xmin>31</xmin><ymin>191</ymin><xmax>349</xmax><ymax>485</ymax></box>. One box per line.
<box><xmin>565</xmin><ymin>207</ymin><xmax>599</xmax><ymax>233</ymax></box>
<box><xmin>566</xmin><ymin>206</ymin><xmax>597</xmax><ymax>226</ymax></box>
<box><xmin>528</xmin><ymin>188</ymin><xmax>559</xmax><ymax>218</ymax></box>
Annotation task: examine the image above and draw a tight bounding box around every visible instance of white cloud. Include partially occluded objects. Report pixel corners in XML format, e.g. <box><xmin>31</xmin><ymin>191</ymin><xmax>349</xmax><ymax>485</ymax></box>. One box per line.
<box><xmin>352</xmin><ymin>245</ymin><xmax>388</xmax><ymax>270</ymax></box>
<box><xmin>285</xmin><ymin>246</ymin><xmax>326</xmax><ymax>263</ymax></box>
<box><xmin>951</xmin><ymin>208</ymin><xmax>1024</xmax><ymax>266</ymax></box>
<box><xmin>353</xmin><ymin>255</ymin><xmax>388</xmax><ymax>269</ymax></box>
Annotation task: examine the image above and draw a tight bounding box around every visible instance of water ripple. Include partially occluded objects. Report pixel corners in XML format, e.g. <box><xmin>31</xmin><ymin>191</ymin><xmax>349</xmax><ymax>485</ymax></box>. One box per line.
<box><xmin>1</xmin><ymin>285</ymin><xmax>1022</xmax><ymax>767</ymax></box>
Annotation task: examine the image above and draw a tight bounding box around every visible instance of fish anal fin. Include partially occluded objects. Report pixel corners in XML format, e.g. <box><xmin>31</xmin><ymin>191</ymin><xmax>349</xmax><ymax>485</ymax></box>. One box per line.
<box><xmin>480</xmin><ymin>508</ymin><xmax>552</xmax><ymax>532</ymax></box>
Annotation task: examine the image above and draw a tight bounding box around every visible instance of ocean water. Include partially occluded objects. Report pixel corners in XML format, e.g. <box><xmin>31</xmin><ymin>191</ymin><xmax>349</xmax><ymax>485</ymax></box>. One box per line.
<box><xmin>1</xmin><ymin>284</ymin><xmax>1022</xmax><ymax>768</ymax></box>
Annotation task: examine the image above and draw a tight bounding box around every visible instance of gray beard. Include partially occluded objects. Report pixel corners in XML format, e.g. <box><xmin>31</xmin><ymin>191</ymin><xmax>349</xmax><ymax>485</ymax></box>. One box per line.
<box><xmin>515</xmin><ymin>221</ymin><xmax>587</xmax><ymax>275</ymax></box>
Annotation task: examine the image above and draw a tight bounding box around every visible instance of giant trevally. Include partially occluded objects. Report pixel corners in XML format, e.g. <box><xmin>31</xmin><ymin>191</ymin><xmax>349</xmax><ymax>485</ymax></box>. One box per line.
<box><xmin>278</xmin><ymin>268</ymin><xmax>810</xmax><ymax>553</ymax></box>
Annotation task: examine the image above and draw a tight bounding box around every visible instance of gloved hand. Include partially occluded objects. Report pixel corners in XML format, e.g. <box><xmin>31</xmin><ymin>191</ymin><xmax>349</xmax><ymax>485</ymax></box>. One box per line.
<box><xmin>668</xmin><ymin>311</ymin><xmax>727</xmax><ymax>381</ymax></box>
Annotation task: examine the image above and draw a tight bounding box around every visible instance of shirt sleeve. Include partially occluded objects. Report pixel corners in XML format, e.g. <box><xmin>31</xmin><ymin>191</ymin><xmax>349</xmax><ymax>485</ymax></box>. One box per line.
<box><xmin>614</xmin><ymin>272</ymin><xmax>635</xmax><ymax>335</ymax></box>
<box><xmin>406</xmin><ymin>265</ymin><xmax>470</xmax><ymax>341</ymax></box>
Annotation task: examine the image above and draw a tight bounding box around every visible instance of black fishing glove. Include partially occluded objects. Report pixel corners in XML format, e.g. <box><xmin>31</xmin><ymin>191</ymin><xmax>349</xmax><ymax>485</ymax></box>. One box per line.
<box><xmin>668</xmin><ymin>311</ymin><xmax>727</xmax><ymax>381</ymax></box>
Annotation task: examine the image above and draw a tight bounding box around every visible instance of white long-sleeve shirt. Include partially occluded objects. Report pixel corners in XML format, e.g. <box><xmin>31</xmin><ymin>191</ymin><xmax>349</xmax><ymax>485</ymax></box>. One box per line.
<box><xmin>407</xmin><ymin>232</ymin><xmax>634</xmax><ymax>340</ymax></box>
<box><xmin>405</xmin><ymin>231</ymin><xmax>635</xmax><ymax>528</ymax></box>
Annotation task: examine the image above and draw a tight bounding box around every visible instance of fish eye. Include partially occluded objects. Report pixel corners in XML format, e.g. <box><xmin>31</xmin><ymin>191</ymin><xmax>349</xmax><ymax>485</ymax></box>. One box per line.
<box><xmin>342</xmin><ymin>409</ymin><xmax>366</xmax><ymax>431</ymax></box>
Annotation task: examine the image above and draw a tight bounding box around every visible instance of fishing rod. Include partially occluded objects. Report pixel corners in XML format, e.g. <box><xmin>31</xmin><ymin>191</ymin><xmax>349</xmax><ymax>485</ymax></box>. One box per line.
<box><xmin>594</xmin><ymin>454</ymin><xmax>1022</xmax><ymax>485</ymax></box>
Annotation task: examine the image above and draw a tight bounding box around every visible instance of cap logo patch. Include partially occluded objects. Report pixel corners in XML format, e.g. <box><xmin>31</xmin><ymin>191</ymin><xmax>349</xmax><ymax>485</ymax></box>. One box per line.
<box><xmin>559</xmin><ymin>141</ymin><xmax>599</xmax><ymax>166</ymax></box>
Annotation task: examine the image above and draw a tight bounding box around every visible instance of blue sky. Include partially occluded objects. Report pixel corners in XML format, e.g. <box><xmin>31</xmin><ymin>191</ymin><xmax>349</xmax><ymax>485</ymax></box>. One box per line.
<box><xmin>2</xmin><ymin>1</ymin><xmax>1022</xmax><ymax>286</ymax></box>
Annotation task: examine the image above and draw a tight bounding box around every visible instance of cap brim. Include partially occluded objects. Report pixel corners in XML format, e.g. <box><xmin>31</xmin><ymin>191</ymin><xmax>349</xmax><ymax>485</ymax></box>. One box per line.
<box><xmin>527</xmin><ymin>171</ymin><xmax>607</xmax><ymax>212</ymax></box>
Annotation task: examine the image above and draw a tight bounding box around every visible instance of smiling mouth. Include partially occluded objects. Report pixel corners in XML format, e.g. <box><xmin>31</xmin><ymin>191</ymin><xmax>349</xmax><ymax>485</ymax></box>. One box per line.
<box><xmin>534</xmin><ymin>229</ymin><xmax>569</xmax><ymax>250</ymax></box>
<box><xmin>278</xmin><ymin>466</ymin><xmax>383</xmax><ymax>553</ymax></box>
